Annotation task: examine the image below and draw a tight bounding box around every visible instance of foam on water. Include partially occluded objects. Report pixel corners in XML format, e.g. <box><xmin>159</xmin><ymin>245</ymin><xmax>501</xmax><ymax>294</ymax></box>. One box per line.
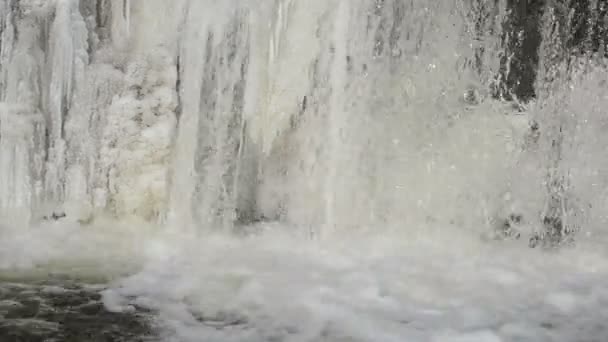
<box><xmin>99</xmin><ymin>226</ymin><xmax>608</xmax><ymax>342</ymax></box>
<box><xmin>0</xmin><ymin>218</ymin><xmax>153</xmax><ymax>278</ymax></box>
<box><xmin>4</xmin><ymin>218</ymin><xmax>608</xmax><ymax>341</ymax></box>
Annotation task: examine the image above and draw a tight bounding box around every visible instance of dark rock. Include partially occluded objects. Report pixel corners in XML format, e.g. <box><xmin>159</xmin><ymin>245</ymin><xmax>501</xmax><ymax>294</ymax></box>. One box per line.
<box><xmin>42</xmin><ymin>212</ymin><xmax>66</xmax><ymax>221</ymax></box>
<box><xmin>529</xmin><ymin>234</ymin><xmax>541</xmax><ymax>248</ymax></box>
<box><xmin>51</xmin><ymin>212</ymin><xmax>66</xmax><ymax>220</ymax></box>
<box><xmin>494</xmin><ymin>213</ymin><xmax>523</xmax><ymax>241</ymax></box>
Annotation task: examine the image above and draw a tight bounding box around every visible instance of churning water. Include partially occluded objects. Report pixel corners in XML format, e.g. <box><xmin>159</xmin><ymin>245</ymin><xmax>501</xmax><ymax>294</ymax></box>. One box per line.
<box><xmin>2</xmin><ymin>0</ymin><xmax>608</xmax><ymax>341</ymax></box>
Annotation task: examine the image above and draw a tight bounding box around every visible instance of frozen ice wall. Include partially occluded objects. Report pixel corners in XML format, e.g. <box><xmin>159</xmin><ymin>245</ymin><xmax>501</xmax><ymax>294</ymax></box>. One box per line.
<box><xmin>164</xmin><ymin>0</ymin><xmax>522</xmax><ymax>236</ymax></box>
<box><xmin>1</xmin><ymin>0</ymin><xmax>606</xmax><ymax>241</ymax></box>
<box><xmin>0</xmin><ymin>0</ymin><xmax>181</xmax><ymax>225</ymax></box>
<box><xmin>0</xmin><ymin>0</ymin><xmax>50</xmax><ymax>225</ymax></box>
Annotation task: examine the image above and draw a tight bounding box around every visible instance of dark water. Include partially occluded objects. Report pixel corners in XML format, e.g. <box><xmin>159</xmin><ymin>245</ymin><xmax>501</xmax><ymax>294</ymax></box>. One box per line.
<box><xmin>0</xmin><ymin>278</ymin><xmax>156</xmax><ymax>342</ymax></box>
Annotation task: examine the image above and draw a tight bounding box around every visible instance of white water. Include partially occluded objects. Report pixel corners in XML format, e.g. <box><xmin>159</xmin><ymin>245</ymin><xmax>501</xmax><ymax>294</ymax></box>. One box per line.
<box><xmin>2</xmin><ymin>0</ymin><xmax>608</xmax><ymax>341</ymax></box>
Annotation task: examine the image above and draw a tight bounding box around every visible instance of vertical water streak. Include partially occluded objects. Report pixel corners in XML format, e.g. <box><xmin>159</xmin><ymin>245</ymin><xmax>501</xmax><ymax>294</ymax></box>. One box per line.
<box><xmin>191</xmin><ymin>10</ymin><xmax>251</xmax><ymax>230</ymax></box>
<box><xmin>44</xmin><ymin>0</ymin><xmax>89</xmax><ymax>207</ymax></box>
<box><xmin>0</xmin><ymin>1</ymin><xmax>49</xmax><ymax>224</ymax></box>
<box><xmin>167</xmin><ymin>1</ymin><xmax>263</xmax><ymax>231</ymax></box>
<box><xmin>323</xmin><ymin>0</ymin><xmax>350</xmax><ymax>237</ymax></box>
<box><xmin>520</xmin><ymin>1</ymin><xmax>608</xmax><ymax>245</ymax></box>
<box><xmin>110</xmin><ymin>0</ymin><xmax>130</xmax><ymax>49</ymax></box>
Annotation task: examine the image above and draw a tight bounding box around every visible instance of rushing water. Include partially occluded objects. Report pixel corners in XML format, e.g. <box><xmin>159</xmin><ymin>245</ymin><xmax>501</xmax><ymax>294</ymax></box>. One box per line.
<box><xmin>2</xmin><ymin>1</ymin><xmax>608</xmax><ymax>341</ymax></box>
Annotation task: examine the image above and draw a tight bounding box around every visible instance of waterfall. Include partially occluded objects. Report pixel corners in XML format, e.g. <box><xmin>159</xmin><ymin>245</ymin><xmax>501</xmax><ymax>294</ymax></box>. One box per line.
<box><xmin>0</xmin><ymin>0</ymin><xmax>607</xmax><ymax>243</ymax></box>
<box><xmin>4</xmin><ymin>4</ymin><xmax>608</xmax><ymax>342</ymax></box>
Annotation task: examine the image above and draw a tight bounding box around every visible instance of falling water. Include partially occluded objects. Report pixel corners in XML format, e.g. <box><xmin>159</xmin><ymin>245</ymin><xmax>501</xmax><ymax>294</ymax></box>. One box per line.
<box><xmin>0</xmin><ymin>0</ymin><xmax>527</xmax><ymax>234</ymax></box>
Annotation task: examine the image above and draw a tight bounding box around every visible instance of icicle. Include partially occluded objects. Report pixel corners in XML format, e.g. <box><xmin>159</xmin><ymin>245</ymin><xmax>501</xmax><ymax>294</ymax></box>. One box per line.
<box><xmin>45</xmin><ymin>0</ymin><xmax>89</xmax><ymax>204</ymax></box>
<box><xmin>269</xmin><ymin>0</ymin><xmax>292</xmax><ymax>70</ymax></box>
<box><xmin>110</xmin><ymin>0</ymin><xmax>130</xmax><ymax>49</ymax></box>
<box><xmin>124</xmin><ymin>0</ymin><xmax>130</xmax><ymax>35</ymax></box>
<box><xmin>0</xmin><ymin>0</ymin><xmax>16</xmax><ymax>101</ymax></box>
<box><xmin>322</xmin><ymin>0</ymin><xmax>350</xmax><ymax>238</ymax></box>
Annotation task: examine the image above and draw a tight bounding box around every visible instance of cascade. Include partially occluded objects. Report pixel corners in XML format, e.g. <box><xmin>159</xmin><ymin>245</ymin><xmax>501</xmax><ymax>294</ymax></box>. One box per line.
<box><xmin>3</xmin><ymin>2</ymin><xmax>608</xmax><ymax>341</ymax></box>
<box><xmin>0</xmin><ymin>0</ymin><xmax>606</xmax><ymax>241</ymax></box>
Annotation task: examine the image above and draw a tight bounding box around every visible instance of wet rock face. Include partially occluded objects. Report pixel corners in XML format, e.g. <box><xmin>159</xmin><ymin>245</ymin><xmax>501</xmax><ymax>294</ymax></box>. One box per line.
<box><xmin>495</xmin><ymin>0</ymin><xmax>546</xmax><ymax>102</ymax></box>
<box><xmin>480</xmin><ymin>0</ymin><xmax>608</xmax><ymax>102</ymax></box>
<box><xmin>0</xmin><ymin>280</ymin><xmax>156</xmax><ymax>342</ymax></box>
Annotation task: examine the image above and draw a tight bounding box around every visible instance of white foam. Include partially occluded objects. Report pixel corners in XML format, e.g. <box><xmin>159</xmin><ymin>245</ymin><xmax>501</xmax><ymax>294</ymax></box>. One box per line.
<box><xmin>96</xmin><ymin>225</ymin><xmax>608</xmax><ymax>342</ymax></box>
<box><xmin>0</xmin><ymin>219</ymin><xmax>153</xmax><ymax>276</ymax></box>
<box><xmin>545</xmin><ymin>292</ymin><xmax>579</xmax><ymax>314</ymax></box>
